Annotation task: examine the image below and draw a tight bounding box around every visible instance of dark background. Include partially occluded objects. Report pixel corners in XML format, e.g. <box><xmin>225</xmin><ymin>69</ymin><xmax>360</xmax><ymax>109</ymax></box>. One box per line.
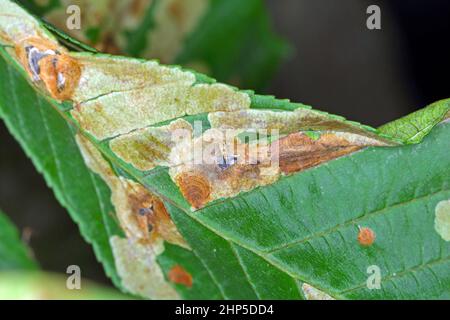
<box><xmin>1</xmin><ymin>0</ymin><xmax>449</xmax><ymax>286</ymax></box>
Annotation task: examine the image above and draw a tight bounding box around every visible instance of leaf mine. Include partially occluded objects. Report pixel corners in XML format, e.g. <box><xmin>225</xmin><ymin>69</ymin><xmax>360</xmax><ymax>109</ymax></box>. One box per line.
<box><xmin>168</xmin><ymin>127</ymin><xmax>390</xmax><ymax>209</ymax></box>
<box><xmin>175</xmin><ymin>171</ymin><xmax>212</xmax><ymax>209</ymax></box>
<box><xmin>208</xmin><ymin>109</ymin><xmax>395</xmax><ymax>144</ymax></box>
<box><xmin>15</xmin><ymin>38</ymin><xmax>82</xmax><ymax>101</ymax></box>
<box><xmin>302</xmin><ymin>283</ymin><xmax>334</xmax><ymax>300</ymax></box>
<box><xmin>76</xmin><ymin>134</ymin><xmax>188</xmax><ymax>298</ymax></box>
<box><xmin>0</xmin><ymin>0</ymin><xmax>54</xmax><ymax>44</ymax></box>
<box><xmin>110</xmin><ymin>236</ymin><xmax>180</xmax><ymax>299</ymax></box>
<box><xmin>275</xmin><ymin>132</ymin><xmax>380</xmax><ymax>174</ymax></box>
<box><xmin>110</xmin><ymin>119</ymin><xmax>193</xmax><ymax>171</ymax></box>
<box><xmin>70</xmin><ymin>54</ymin><xmax>251</xmax><ymax>139</ymax></box>
<box><xmin>169</xmin><ymin>128</ymin><xmax>279</xmax><ymax>209</ymax></box>
<box><xmin>3</xmin><ymin>0</ymin><xmax>450</xmax><ymax>301</ymax></box>
<box><xmin>76</xmin><ymin>134</ymin><xmax>187</xmax><ymax>248</ymax></box>
<box><xmin>435</xmin><ymin>200</ymin><xmax>450</xmax><ymax>242</ymax></box>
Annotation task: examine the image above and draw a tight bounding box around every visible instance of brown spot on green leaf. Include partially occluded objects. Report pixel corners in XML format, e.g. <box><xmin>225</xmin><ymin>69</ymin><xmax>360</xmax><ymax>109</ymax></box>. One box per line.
<box><xmin>168</xmin><ymin>264</ymin><xmax>193</xmax><ymax>288</ymax></box>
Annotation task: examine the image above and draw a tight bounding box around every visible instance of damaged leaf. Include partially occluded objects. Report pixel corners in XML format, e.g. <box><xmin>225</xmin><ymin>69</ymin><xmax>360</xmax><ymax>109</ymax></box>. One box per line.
<box><xmin>1</xmin><ymin>0</ymin><xmax>450</xmax><ymax>300</ymax></box>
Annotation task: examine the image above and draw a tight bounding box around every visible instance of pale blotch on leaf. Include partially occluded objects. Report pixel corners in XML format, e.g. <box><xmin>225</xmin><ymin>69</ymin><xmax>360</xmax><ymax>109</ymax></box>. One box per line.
<box><xmin>70</xmin><ymin>55</ymin><xmax>250</xmax><ymax>140</ymax></box>
<box><xmin>76</xmin><ymin>134</ymin><xmax>189</xmax><ymax>299</ymax></box>
<box><xmin>208</xmin><ymin>109</ymin><xmax>394</xmax><ymax>144</ymax></box>
<box><xmin>76</xmin><ymin>134</ymin><xmax>188</xmax><ymax>248</ymax></box>
<box><xmin>302</xmin><ymin>283</ymin><xmax>334</xmax><ymax>300</ymax></box>
<box><xmin>0</xmin><ymin>0</ymin><xmax>54</xmax><ymax>44</ymax></box>
<box><xmin>110</xmin><ymin>236</ymin><xmax>180</xmax><ymax>300</ymax></box>
<box><xmin>169</xmin><ymin>128</ymin><xmax>279</xmax><ymax>209</ymax></box>
<box><xmin>435</xmin><ymin>200</ymin><xmax>450</xmax><ymax>242</ymax></box>
<box><xmin>72</xmin><ymin>54</ymin><xmax>195</xmax><ymax>101</ymax></box>
<box><xmin>169</xmin><ymin>126</ymin><xmax>390</xmax><ymax>209</ymax></box>
<box><xmin>110</xmin><ymin>119</ymin><xmax>193</xmax><ymax>171</ymax></box>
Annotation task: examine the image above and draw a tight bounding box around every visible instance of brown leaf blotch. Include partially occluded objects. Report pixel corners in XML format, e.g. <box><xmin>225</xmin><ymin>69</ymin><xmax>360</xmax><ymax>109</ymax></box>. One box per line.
<box><xmin>127</xmin><ymin>183</ymin><xmax>185</xmax><ymax>246</ymax></box>
<box><xmin>176</xmin><ymin>172</ymin><xmax>212</xmax><ymax>209</ymax></box>
<box><xmin>168</xmin><ymin>265</ymin><xmax>193</xmax><ymax>288</ymax></box>
<box><xmin>275</xmin><ymin>132</ymin><xmax>361</xmax><ymax>174</ymax></box>
<box><xmin>15</xmin><ymin>37</ymin><xmax>81</xmax><ymax>101</ymax></box>
<box><xmin>39</xmin><ymin>53</ymin><xmax>81</xmax><ymax>101</ymax></box>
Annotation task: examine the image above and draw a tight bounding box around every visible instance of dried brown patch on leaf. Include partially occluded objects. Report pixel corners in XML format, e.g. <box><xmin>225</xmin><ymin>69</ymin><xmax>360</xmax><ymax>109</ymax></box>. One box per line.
<box><xmin>208</xmin><ymin>109</ymin><xmax>394</xmax><ymax>144</ymax></box>
<box><xmin>122</xmin><ymin>178</ymin><xmax>188</xmax><ymax>248</ymax></box>
<box><xmin>0</xmin><ymin>2</ymin><xmax>81</xmax><ymax>101</ymax></box>
<box><xmin>175</xmin><ymin>171</ymin><xmax>212</xmax><ymax>209</ymax></box>
<box><xmin>76</xmin><ymin>134</ymin><xmax>190</xmax><ymax>298</ymax></box>
<box><xmin>274</xmin><ymin>132</ymin><xmax>368</xmax><ymax>174</ymax></box>
<box><xmin>110</xmin><ymin>236</ymin><xmax>180</xmax><ymax>299</ymax></box>
<box><xmin>70</xmin><ymin>55</ymin><xmax>250</xmax><ymax>140</ymax></box>
<box><xmin>15</xmin><ymin>37</ymin><xmax>81</xmax><ymax>101</ymax></box>
<box><xmin>76</xmin><ymin>134</ymin><xmax>188</xmax><ymax>248</ymax></box>
<box><xmin>168</xmin><ymin>264</ymin><xmax>193</xmax><ymax>288</ymax></box>
<box><xmin>170</xmin><ymin>129</ymin><xmax>279</xmax><ymax>209</ymax></box>
<box><xmin>435</xmin><ymin>200</ymin><xmax>450</xmax><ymax>242</ymax></box>
<box><xmin>170</xmin><ymin>128</ymin><xmax>388</xmax><ymax>209</ymax></box>
<box><xmin>302</xmin><ymin>283</ymin><xmax>334</xmax><ymax>300</ymax></box>
<box><xmin>185</xmin><ymin>84</ymin><xmax>250</xmax><ymax>115</ymax></box>
<box><xmin>110</xmin><ymin>119</ymin><xmax>193</xmax><ymax>171</ymax></box>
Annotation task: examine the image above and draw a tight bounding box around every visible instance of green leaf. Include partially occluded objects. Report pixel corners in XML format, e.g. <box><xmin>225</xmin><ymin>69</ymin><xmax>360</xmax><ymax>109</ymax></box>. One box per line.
<box><xmin>0</xmin><ymin>50</ymin><xmax>123</xmax><ymax>288</ymax></box>
<box><xmin>0</xmin><ymin>271</ymin><xmax>130</xmax><ymax>299</ymax></box>
<box><xmin>168</xmin><ymin>121</ymin><xmax>450</xmax><ymax>299</ymax></box>
<box><xmin>1</xmin><ymin>0</ymin><xmax>449</xmax><ymax>300</ymax></box>
<box><xmin>378</xmin><ymin>98</ymin><xmax>450</xmax><ymax>144</ymax></box>
<box><xmin>0</xmin><ymin>210</ymin><xmax>37</xmax><ymax>271</ymax></box>
<box><xmin>165</xmin><ymin>202</ymin><xmax>304</xmax><ymax>299</ymax></box>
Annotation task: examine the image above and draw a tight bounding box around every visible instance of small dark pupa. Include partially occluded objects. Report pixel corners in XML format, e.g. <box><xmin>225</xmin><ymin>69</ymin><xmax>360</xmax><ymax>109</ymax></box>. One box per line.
<box><xmin>138</xmin><ymin>205</ymin><xmax>154</xmax><ymax>217</ymax></box>
<box><xmin>357</xmin><ymin>226</ymin><xmax>376</xmax><ymax>247</ymax></box>
<box><xmin>25</xmin><ymin>46</ymin><xmax>56</xmax><ymax>81</ymax></box>
<box><xmin>217</xmin><ymin>154</ymin><xmax>239</xmax><ymax>170</ymax></box>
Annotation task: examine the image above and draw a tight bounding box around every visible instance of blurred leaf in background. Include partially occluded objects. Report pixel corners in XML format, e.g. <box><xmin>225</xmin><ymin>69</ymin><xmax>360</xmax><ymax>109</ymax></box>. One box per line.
<box><xmin>20</xmin><ymin>0</ymin><xmax>289</xmax><ymax>91</ymax></box>
<box><xmin>0</xmin><ymin>272</ymin><xmax>130</xmax><ymax>299</ymax></box>
<box><xmin>0</xmin><ymin>209</ymin><xmax>128</xmax><ymax>299</ymax></box>
<box><xmin>0</xmin><ymin>209</ymin><xmax>37</xmax><ymax>271</ymax></box>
